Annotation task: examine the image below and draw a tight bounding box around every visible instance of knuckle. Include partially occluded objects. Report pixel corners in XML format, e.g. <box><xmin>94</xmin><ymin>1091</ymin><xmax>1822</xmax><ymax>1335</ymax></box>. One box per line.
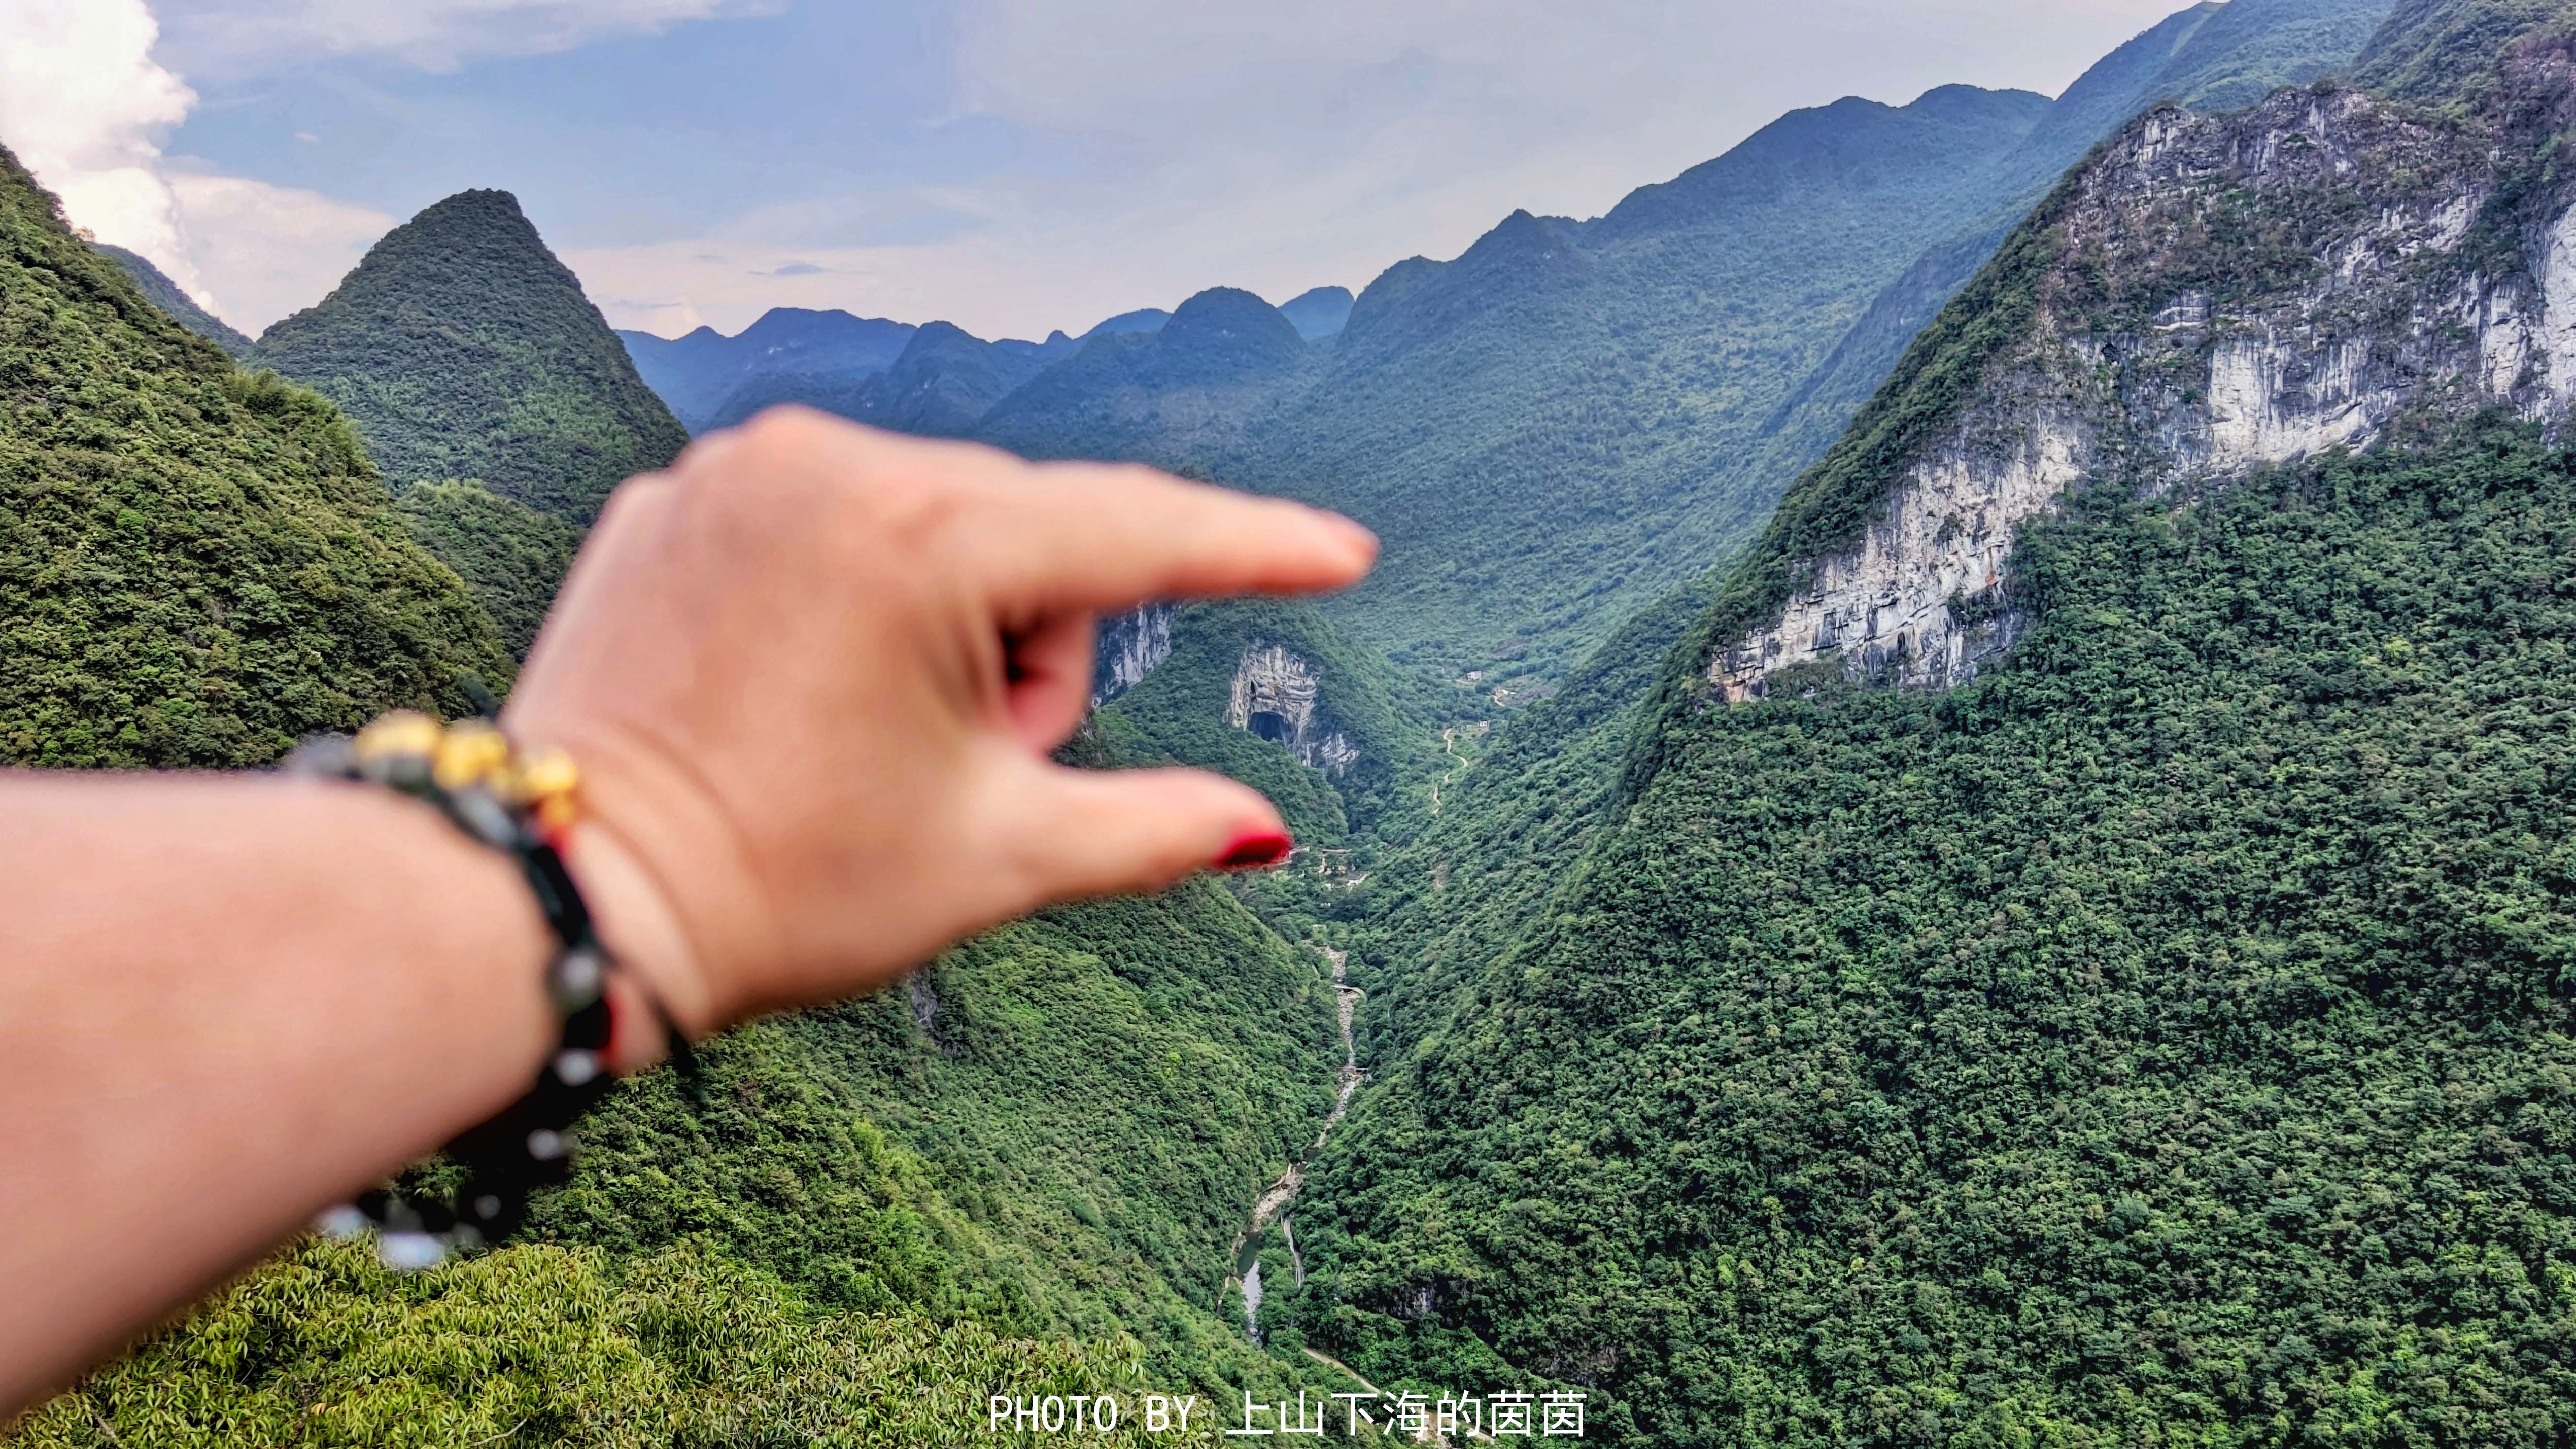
<box><xmin>858</xmin><ymin>471</ymin><xmax>976</xmax><ymax>556</ymax></box>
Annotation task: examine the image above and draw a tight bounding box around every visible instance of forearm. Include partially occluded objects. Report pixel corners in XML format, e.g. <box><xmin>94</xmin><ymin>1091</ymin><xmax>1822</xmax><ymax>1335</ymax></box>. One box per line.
<box><xmin>0</xmin><ymin>773</ymin><xmax>557</xmax><ymax>1412</ymax></box>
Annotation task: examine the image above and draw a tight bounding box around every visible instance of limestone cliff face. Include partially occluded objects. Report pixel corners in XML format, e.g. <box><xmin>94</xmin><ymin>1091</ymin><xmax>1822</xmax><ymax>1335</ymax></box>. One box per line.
<box><xmin>1230</xmin><ymin>642</ymin><xmax>1360</xmax><ymax>776</ymax></box>
<box><xmin>1092</xmin><ymin>603</ymin><xmax>1174</xmax><ymax>706</ymax></box>
<box><xmin>1715</xmin><ymin>63</ymin><xmax>2576</xmax><ymax>700</ymax></box>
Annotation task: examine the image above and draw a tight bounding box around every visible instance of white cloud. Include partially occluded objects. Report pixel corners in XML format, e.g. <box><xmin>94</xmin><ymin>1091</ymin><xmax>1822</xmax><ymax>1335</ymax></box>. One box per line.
<box><xmin>0</xmin><ymin>0</ymin><xmax>201</xmax><ymax>291</ymax></box>
<box><xmin>164</xmin><ymin>172</ymin><xmax>395</xmax><ymax>330</ymax></box>
<box><xmin>155</xmin><ymin>0</ymin><xmax>782</xmax><ymax>75</ymax></box>
<box><xmin>0</xmin><ymin>0</ymin><xmax>401</xmax><ymax>331</ymax></box>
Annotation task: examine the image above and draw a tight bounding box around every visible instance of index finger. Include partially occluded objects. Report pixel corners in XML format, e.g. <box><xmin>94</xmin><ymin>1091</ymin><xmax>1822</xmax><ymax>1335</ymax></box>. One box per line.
<box><xmin>971</xmin><ymin>457</ymin><xmax>1378</xmax><ymax>615</ymax></box>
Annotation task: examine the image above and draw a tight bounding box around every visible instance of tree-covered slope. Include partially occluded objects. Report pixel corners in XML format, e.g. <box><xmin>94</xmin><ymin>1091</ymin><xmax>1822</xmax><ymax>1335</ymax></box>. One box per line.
<box><xmin>1215</xmin><ymin>85</ymin><xmax>2052</xmax><ymax>681</ymax></box>
<box><xmin>1095</xmin><ymin>597</ymin><xmax>1443</xmax><ymax>857</ymax></box>
<box><xmin>1302</xmin><ymin>427</ymin><xmax>2576</xmax><ymax>1444</ymax></box>
<box><xmin>13</xmin><ymin>1238</ymin><xmax>1203</xmax><ymax>1448</ymax></box>
<box><xmin>0</xmin><ymin>147</ymin><xmax>511</xmax><ymax>766</ymax></box>
<box><xmin>92</xmin><ymin>244</ymin><xmax>251</xmax><ymax>356</ymax></box>
<box><xmin>390</xmin><ymin>480</ymin><xmax>580</xmax><ymax>658</ymax></box>
<box><xmin>526</xmin><ymin>870</ymin><xmax>1346</xmax><ymax>1397</ymax></box>
<box><xmin>256</xmin><ymin>190</ymin><xmax>686</xmax><ymax>522</ymax></box>
<box><xmin>1749</xmin><ymin>0</ymin><xmax>2397</xmax><ymax>541</ymax></box>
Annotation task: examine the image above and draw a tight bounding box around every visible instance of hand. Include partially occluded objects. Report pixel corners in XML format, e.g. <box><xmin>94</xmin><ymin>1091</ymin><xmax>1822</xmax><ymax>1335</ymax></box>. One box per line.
<box><xmin>502</xmin><ymin>409</ymin><xmax>1376</xmax><ymax>1040</ymax></box>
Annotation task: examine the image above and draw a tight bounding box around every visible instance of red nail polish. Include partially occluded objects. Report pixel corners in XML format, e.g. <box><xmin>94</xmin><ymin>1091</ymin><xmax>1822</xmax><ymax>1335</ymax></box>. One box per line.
<box><xmin>1215</xmin><ymin>831</ymin><xmax>1293</xmax><ymax>871</ymax></box>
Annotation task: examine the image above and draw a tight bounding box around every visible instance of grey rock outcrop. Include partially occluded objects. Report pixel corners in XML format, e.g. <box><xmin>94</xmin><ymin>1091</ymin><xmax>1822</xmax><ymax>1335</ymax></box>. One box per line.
<box><xmin>1229</xmin><ymin>642</ymin><xmax>1359</xmax><ymax>775</ymax></box>
<box><xmin>1092</xmin><ymin>602</ymin><xmax>1174</xmax><ymax>706</ymax></box>
<box><xmin>1716</xmin><ymin>73</ymin><xmax>2576</xmax><ymax>701</ymax></box>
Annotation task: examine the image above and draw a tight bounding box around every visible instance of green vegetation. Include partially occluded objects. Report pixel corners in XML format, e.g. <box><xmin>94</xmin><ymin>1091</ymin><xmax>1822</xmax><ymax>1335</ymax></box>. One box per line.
<box><xmin>1618</xmin><ymin>168</ymin><xmax>2081</xmax><ymax>797</ymax></box>
<box><xmin>1221</xmin><ymin>89</ymin><xmax>2053</xmax><ymax>682</ymax></box>
<box><xmin>9</xmin><ymin>1237</ymin><xmax>1208</xmax><ymax>1448</ymax></box>
<box><xmin>391</xmin><ymin>481</ymin><xmax>579</xmax><ymax>657</ymax></box>
<box><xmin>980</xmin><ymin>289</ymin><xmax>1314</xmax><ymax>466</ymax></box>
<box><xmin>2355</xmin><ymin>0</ymin><xmax>2576</xmax><ymax>108</ymax></box>
<box><xmin>1339</xmin><ymin>581</ymin><xmax>1716</xmax><ymax>1063</ymax></box>
<box><xmin>1299</xmin><ymin>423</ymin><xmax>2576</xmax><ymax>1443</ymax></box>
<box><xmin>92</xmin><ymin>244</ymin><xmax>252</xmax><ymax>356</ymax></box>
<box><xmin>255</xmin><ymin>190</ymin><xmax>685</xmax><ymax>523</ymax></box>
<box><xmin>0</xmin><ymin>146</ymin><xmax>511</xmax><ymax>766</ymax></box>
<box><xmin>531</xmin><ymin>877</ymin><xmax>1344</xmax><ymax>1397</ymax></box>
<box><xmin>1097</xmin><ymin>599</ymin><xmax>1442</xmax><ymax>854</ymax></box>
<box><xmin>2145</xmin><ymin>0</ymin><xmax>2396</xmax><ymax>112</ymax></box>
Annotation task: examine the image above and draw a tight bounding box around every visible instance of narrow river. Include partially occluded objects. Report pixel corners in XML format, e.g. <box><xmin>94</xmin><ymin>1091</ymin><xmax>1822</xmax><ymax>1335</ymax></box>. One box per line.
<box><xmin>1229</xmin><ymin>943</ymin><xmax>1362</xmax><ymax>1342</ymax></box>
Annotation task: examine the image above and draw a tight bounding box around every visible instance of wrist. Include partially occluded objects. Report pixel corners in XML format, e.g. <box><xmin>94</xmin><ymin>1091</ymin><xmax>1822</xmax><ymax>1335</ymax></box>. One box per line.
<box><xmin>557</xmin><ymin>820</ymin><xmax>718</xmax><ymax>1067</ymax></box>
<box><xmin>503</xmin><ymin>713</ymin><xmax>782</xmax><ymax>1038</ymax></box>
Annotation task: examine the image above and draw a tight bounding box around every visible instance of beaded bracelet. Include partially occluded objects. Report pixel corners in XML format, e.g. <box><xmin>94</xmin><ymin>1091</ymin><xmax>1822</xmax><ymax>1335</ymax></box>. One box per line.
<box><xmin>290</xmin><ymin>710</ymin><xmax>686</xmax><ymax>1270</ymax></box>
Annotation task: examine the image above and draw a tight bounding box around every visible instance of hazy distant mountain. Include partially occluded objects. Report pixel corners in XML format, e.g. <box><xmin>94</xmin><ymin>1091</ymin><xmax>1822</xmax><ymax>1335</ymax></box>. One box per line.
<box><xmin>605</xmin><ymin>0</ymin><xmax>2393</xmax><ymax>682</ymax></box>
<box><xmin>618</xmin><ymin>308</ymin><xmax>917</xmax><ymax>432</ymax></box>
<box><xmin>256</xmin><ymin>190</ymin><xmax>685</xmax><ymax>523</ymax></box>
<box><xmin>980</xmin><ymin>287</ymin><xmax>1316</xmax><ymax>462</ymax></box>
<box><xmin>1082</xmin><ymin>308</ymin><xmax>1171</xmax><ymax>338</ymax></box>
<box><xmin>1277</xmin><ymin>286</ymin><xmax>1354</xmax><ymax>341</ymax></box>
<box><xmin>1205</xmin><ymin>82</ymin><xmax>2060</xmax><ymax>674</ymax></box>
<box><xmin>93</xmin><ymin>244</ymin><xmax>253</xmax><ymax>357</ymax></box>
<box><xmin>705</xmin><ymin>320</ymin><xmax>1061</xmax><ymax>439</ymax></box>
<box><xmin>637</xmin><ymin>304</ymin><xmax>1182</xmax><ymax>435</ymax></box>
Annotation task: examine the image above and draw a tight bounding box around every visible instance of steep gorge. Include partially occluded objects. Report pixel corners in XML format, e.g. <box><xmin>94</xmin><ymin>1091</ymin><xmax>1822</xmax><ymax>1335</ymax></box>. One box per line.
<box><xmin>1292</xmin><ymin>9</ymin><xmax>2576</xmax><ymax>1442</ymax></box>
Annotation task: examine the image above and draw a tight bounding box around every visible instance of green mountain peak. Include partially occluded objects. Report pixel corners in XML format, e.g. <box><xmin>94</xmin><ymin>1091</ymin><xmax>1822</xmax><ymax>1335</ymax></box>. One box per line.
<box><xmin>256</xmin><ymin>188</ymin><xmax>685</xmax><ymax>523</ymax></box>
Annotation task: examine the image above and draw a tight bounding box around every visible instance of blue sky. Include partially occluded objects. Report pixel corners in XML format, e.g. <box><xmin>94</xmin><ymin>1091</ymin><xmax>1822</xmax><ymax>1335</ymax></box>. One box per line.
<box><xmin>5</xmin><ymin>0</ymin><xmax>2193</xmax><ymax>339</ymax></box>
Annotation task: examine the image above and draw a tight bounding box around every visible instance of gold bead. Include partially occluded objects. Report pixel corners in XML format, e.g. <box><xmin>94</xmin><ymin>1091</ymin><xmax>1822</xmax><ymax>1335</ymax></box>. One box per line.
<box><xmin>433</xmin><ymin>721</ymin><xmax>511</xmax><ymax>791</ymax></box>
<box><xmin>518</xmin><ymin>748</ymin><xmax>580</xmax><ymax>803</ymax></box>
<box><xmin>354</xmin><ymin>711</ymin><xmax>441</xmax><ymax>764</ymax></box>
<box><xmin>534</xmin><ymin>793</ymin><xmax>580</xmax><ymax>834</ymax></box>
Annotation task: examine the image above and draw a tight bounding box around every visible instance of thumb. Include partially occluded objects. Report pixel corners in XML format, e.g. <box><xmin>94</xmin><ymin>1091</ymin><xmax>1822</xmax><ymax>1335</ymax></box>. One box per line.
<box><xmin>983</xmin><ymin>760</ymin><xmax>1293</xmax><ymax>907</ymax></box>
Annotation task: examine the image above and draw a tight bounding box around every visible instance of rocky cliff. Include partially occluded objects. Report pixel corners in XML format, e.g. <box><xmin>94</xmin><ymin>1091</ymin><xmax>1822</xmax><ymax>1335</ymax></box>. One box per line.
<box><xmin>1091</xmin><ymin>602</ymin><xmax>1174</xmax><ymax>705</ymax></box>
<box><xmin>1229</xmin><ymin>643</ymin><xmax>1360</xmax><ymax>776</ymax></box>
<box><xmin>1712</xmin><ymin>49</ymin><xmax>2576</xmax><ymax>701</ymax></box>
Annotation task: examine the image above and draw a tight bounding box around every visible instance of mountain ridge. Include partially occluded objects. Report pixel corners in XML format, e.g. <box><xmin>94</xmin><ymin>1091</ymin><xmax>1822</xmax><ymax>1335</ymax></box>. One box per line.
<box><xmin>93</xmin><ymin>244</ymin><xmax>253</xmax><ymax>357</ymax></box>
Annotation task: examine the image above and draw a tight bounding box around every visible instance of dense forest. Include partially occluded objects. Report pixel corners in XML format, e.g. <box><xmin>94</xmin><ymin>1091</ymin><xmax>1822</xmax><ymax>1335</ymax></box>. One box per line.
<box><xmin>1300</xmin><ymin>424</ymin><xmax>2576</xmax><ymax>1443</ymax></box>
<box><xmin>0</xmin><ymin>148</ymin><xmax>510</xmax><ymax>767</ymax></box>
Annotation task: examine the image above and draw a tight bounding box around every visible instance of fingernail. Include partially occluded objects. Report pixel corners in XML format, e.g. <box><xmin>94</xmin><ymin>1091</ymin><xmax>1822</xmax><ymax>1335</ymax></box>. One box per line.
<box><xmin>1215</xmin><ymin>831</ymin><xmax>1293</xmax><ymax>871</ymax></box>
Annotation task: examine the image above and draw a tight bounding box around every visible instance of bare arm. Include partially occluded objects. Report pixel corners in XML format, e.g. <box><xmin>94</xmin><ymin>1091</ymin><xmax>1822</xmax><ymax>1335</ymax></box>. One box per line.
<box><xmin>0</xmin><ymin>412</ymin><xmax>1376</xmax><ymax>1413</ymax></box>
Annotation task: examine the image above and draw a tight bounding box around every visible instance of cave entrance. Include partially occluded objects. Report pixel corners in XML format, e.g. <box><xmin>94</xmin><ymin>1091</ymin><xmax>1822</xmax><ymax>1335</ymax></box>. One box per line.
<box><xmin>1247</xmin><ymin>710</ymin><xmax>1295</xmax><ymax>745</ymax></box>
